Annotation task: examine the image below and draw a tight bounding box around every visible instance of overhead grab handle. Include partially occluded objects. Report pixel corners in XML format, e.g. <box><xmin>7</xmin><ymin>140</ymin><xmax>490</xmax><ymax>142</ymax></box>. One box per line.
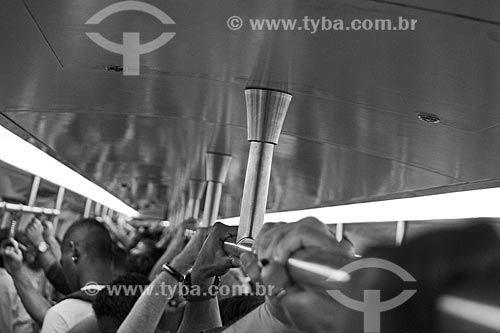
<box><xmin>236</xmin><ymin>88</ymin><xmax>292</xmax><ymax>241</ymax></box>
<box><xmin>198</xmin><ymin>152</ymin><xmax>232</xmax><ymax>228</ymax></box>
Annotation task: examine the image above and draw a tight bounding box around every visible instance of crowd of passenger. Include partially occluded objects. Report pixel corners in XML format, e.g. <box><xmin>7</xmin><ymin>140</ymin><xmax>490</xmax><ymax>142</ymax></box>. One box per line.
<box><xmin>1</xmin><ymin>213</ymin><xmax>499</xmax><ymax>332</ymax></box>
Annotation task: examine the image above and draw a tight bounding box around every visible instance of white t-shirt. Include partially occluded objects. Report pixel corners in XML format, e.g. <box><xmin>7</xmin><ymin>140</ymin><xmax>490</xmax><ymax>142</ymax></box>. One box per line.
<box><xmin>41</xmin><ymin>298</ymin><xmax>93</xmax><ymax>333</ymax></box>
<box><xmin>0</xmin><ymin>268</ymin><xmax>35</xmax><ymax>333</ymax></box>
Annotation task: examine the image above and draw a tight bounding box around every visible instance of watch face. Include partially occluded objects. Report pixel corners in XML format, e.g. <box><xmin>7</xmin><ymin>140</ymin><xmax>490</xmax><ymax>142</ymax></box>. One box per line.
<box><xmin>38</xmin><ymin>242</ymin><xmax>49</xmax><ymax>253</ymax></box>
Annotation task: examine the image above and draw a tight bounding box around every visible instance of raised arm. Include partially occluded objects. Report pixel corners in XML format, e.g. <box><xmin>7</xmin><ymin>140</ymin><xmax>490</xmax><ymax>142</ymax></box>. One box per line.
<box><xmin>155</xmin><ymin>226</ymin><xmax>173</xmax><ymax>249</ymax></box>
<box><xmin>42</xmin><ymin>220</ymin><xmax>61</xmax><ymax>261</ymax></box>
<box><xmin>1</xmin><ymin>241</ymin><xmax>52</xmax><ymax>325</ymax></box>
<box><xmin>26</xmin><ymin>218</ymin><xmax>71</xmax><ymax>294</ymax></box>
<box><xmin>117</xmin><ymin>253</ymin><xmax>190</xmax><ymax>333</ymax></box>
<box><xmin>101</xmin><ymin>216</ymin><xmax>139</xmax><ymax>250</ymax></box>
<box><xmin>26</xmin><ymin>218</ymin><xmax>58</xmax><ymax>269</ymax></box>
<box><xmin>177</xmin><ymin>222</ymin><xmax>239</xmax><ymax>333</ymax></box>
<box><xmin>148</xmin><ymin>218</ymin><xmax>197</xmax><ymax>279</ymax></box>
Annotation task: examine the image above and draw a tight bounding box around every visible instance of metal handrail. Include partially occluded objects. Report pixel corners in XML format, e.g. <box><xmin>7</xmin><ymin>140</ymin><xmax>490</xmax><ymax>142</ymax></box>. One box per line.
<box><xmin>0</xmin><ymin>201</ymin><xmax>60</xmax><ymax>215</ymax></box>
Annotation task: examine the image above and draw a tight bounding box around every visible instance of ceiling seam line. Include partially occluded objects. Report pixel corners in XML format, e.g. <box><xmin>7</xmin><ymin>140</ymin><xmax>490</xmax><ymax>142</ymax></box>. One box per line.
<box><xmin>20</xmin><ymin>0</ymin><xmax>64</xmax><ymax>68</ymax></box>
<box><xmin>364</xmin><ymin>0</ymin><xmax>500</xmax><ymax>27</ymax></box>
<box><xmin>280</xmin><ymin>131</ymin><xmax>466</xmax><ymax>182</ymax></box>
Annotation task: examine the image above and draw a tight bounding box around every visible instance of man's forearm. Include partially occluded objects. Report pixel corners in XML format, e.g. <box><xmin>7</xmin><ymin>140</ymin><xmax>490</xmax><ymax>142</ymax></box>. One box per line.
<box><xmin>110</xmin><ymin>223</ymin><xmax>140</xmax><ymax>250</ymax></box>
<box><xmin>37</xmin><ymin>247</ymin><xmax>57</xmax><ymax>272</ymax></box>
<box><xmin>118</xmin><ymin>258</ymin><xmax>187</xmax><ymax>333</ymax></box>
<box><xmin>12</xmin><ymin>266</ymin><xmax>52</xmax><ymax>325</ymax></box>
<box><xmin>152</xmin><ymin>228</ymin><xmax>208</xmax><ymax>280</ymax></box>
<box><xmin>45</xmin><ymin>236</ymin><xmax>61</xmax><ymax>261</ymax></box>
<box><xmin>177</xmin><ymin>272</ymin><xmax>222</xmax><ymax>332</ymax></box>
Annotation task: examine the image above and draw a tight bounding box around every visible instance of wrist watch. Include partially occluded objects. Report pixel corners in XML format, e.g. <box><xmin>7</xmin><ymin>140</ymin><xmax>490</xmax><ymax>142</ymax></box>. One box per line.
<box><xmin>37</xmin><ymin>241</ymin><xmax>50</xmax><ymax>253</ymax></box>
<box><xmin>161</xmin><ymin>263</ymin><xmax>184</xmax><ymax>282</ymax></box>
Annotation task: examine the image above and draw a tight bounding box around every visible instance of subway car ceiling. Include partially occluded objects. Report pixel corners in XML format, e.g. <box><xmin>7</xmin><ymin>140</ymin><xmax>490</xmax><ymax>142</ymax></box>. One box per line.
<box><xmin>2</xmin><ymin>0</ymin><xmax>500</xmax><ymax>221</ymax></box>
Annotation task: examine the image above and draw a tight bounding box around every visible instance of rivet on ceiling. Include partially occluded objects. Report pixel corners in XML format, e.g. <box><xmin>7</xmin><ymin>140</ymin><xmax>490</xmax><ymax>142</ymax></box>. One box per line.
<box><xmin>105</xmin><ymin>65</ymin><xmax>124</xmax><ymax>72</ymax></box>
<box><xmin>417</xmin><ymin>113</ymin><xmax>440</xmax><ymax>124</ymax></box>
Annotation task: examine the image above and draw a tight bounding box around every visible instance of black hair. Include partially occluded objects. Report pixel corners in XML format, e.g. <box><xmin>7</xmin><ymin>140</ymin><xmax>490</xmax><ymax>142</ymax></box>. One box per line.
<box><xmin>92</xmin><ymin>273</ymin><xmax>150</xmax><ymax>322</ymax></box>
<box><xmin>63</xmin><ymin>218</ymin><xmax>113</xmax><ymax>262</ymax></box>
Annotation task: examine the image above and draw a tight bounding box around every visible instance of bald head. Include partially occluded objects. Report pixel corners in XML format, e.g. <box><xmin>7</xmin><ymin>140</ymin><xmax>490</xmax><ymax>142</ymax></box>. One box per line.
<box><xmin>62</xmin><ymin>218</ymin><xmax>112</xmax><ymax>263</ymax></box>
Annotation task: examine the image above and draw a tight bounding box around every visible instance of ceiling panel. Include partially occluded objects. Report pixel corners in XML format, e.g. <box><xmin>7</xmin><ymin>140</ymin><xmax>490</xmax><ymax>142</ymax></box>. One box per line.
<box><xmin>17</xmin><ymin>0</ymin><xmax>500</xmax><ymax>132</ymax></box>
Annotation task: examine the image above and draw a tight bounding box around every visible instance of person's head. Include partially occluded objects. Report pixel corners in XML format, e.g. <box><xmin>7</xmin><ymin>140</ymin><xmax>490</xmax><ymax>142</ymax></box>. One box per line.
<box><xmin>61</xmin><ymin>218</ymin><xmax>113</xmax><ymax>291</ymax></box>
<box><xmin>126</xmin><ymin>238</ymin><xmax>162</xmax><ymax>276</ymax></box>
<box><xmin>92</xmin><ymin>273</ymin><xmax>150</xmax><ymax>333</ymax></box>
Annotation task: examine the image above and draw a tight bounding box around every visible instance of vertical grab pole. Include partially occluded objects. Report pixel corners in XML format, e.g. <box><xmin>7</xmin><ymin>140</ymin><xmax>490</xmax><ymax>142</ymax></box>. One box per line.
<box><xmin>395</xmin><ymin>220</ymin><xmax>407</xmax><ymax>246</ymax></box>
<box><xmin>187</xmin><ymin>179</ymin><xmax>207</xmax><ymax>220</ymax></box>
<box><xmin>94</xmin><ymin>202</ymin><xmax>102</xmax><ymax>216</ymax></box>
<box><xmin>223</xmin><ymin>89</ymin><xmax>355</xmax><ymax>288</ymax></box>
<box><xmin>179</xmin><ymin>153</ymin><xmax>231</xmax><ymax>263</ymax></box>
<box><xmin>185</xmin><ymin>191</ymin><xmax>195</xmax><ymax>220</ymax></box>
<box><xmin>83</xmin><ymin>199</ymin><xmax>92</xmax><ymax>218</ymax></box>
<box><xmin>336</xmin><ymin>223</ymin><xmax>344</xmax><ymax>242</ymax></box>
<box><xmin>236</xmin><ymin>88</ymin><xmax>292</xmax><ymax>241</ymax></box>
<box><xmin>52</xmin><ymin>186</ymin><xmax>65</xmax><ymax>231</ymax></box>
<box><xmin>28</xmin><ymin>176</ymin><xmax>41</xmax><ymax>207</ymax></box>
<box><xmin>197</xmin><ymin>152</ymin><xmax>232</xmax><ymax>228</ymax></box>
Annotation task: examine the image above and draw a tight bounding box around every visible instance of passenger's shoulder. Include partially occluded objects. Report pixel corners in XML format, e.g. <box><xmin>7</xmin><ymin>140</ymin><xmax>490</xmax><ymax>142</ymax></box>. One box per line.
<box><xmin>52</xmin><ymin>298</ymin><xmax>93</xmax><ymax>313</ymax></box>
<box><xmin>41</xmin><ymin>306</ymin><xmax>69</xmax><ymax>333</ymax></box>
<box><xmin>42</xmin><ymin>299</ymin><xmax>93</xmax><ymax>333</ymax></box>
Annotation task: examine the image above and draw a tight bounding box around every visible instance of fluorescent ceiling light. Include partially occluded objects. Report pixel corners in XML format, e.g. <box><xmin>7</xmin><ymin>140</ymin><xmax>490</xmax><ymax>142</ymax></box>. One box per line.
<box><xmin>437</xmin><ymin>296</ymin><xmax>500</xmax><ymax>331</ymax></box>
<box><xmin>0</xmin><ymin>126</ymin><xmax>139</xmax><ymax>217</ymax></box>
<box><xmin>219</xmin><ymin>187</ymin><xmax>500</xmax><ymax>226</ymax></box>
